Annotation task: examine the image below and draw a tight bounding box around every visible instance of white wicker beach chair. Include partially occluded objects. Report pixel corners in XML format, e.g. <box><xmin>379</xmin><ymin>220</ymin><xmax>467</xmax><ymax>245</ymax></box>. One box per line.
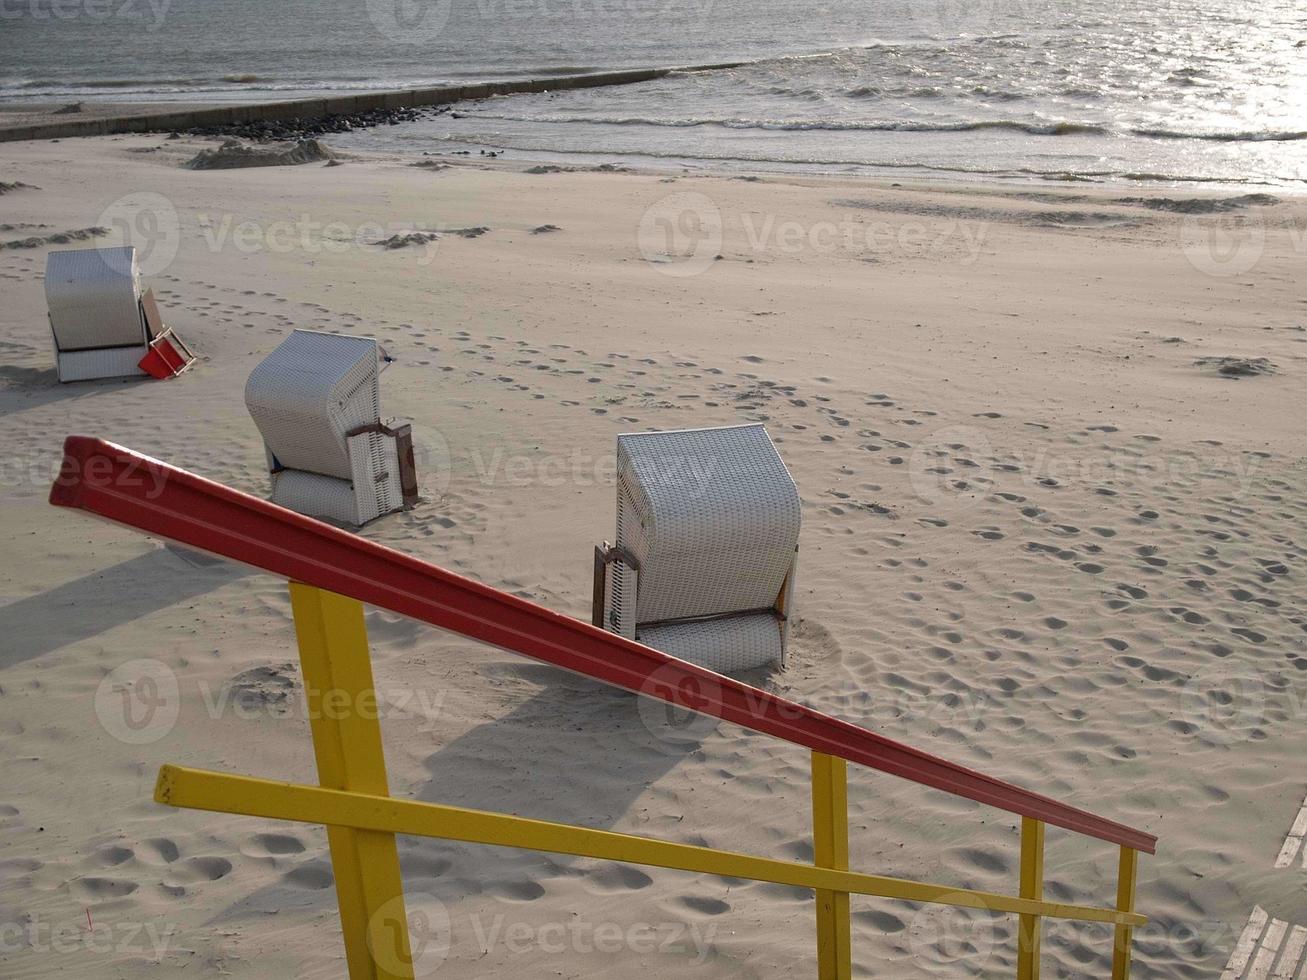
<box><xmin>592</xmin><ymin>423</ymin><xmax>800</xmax><ymax>674</ymax></box>
<box><xmin>245</xmin><ymin>329</ymin><xmax>417</xmax><ymax>527</ymax></box>
<box><xmin>45</xmin><ymin>246</ymin><xmax>153</xmax><ymax>382</ymax></box>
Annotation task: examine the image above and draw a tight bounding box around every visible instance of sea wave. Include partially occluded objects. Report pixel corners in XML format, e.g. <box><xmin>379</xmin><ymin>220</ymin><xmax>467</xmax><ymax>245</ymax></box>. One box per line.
<box><xmin>18</xmin><ymin>77</ymin><xmax>209</xmax><ymax>89</ymax></box>
<box><xmin>463</xmin><ymin>113</ymin><xmax>1116</xmax><ymax>137</ymax></box>
<box><xmin>402</xmin><ymin>130</ymin><xmax>1297</xmax><ymax>186</ymax></box>
<box><xmin>1133</xmin><ymin>126</ymin><xmax>1307</xmax><ymax>142</ymax></box>
<box><xmin>461</xmin><ymin>110</ymin><xmax>1307</xmax><ymax>143</ymax></box>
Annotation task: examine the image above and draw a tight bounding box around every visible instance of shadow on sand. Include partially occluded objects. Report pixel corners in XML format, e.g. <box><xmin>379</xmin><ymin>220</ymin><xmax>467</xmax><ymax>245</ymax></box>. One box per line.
<box><xmin>0</xmin><ymin>545</ymin><xmax>249</xmax><ymax>667</ymax></box>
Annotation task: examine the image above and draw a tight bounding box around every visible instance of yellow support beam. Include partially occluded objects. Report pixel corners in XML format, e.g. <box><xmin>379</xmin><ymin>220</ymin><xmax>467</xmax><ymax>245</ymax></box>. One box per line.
<box><xmin>288</xmin><ymin>584</ymin><xmax>412</xmax><ymax>980</ymax></box>
<box><xmin>154</xmin><ymin>764</ymin><xmax>1146</xmax><ymax>928</ymax></box>
<box><xmin>812</xmin><ymin>752</ymin><xmax>852</xmax><ymax>980</ymax></box>
<box><xmin>1111</xmin><ymin>846</ymin><xmax>1139</xmax><ymax>979</ymax></box>
<box><xmin>1017</xmin><ymin>817</ymin><xmax>1046</xmax><ymax>980</ymax></box>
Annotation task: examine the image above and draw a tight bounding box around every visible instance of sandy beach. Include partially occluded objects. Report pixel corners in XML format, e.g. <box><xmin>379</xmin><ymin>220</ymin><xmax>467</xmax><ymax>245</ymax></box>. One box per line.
<box><xmin>0</xmin><ymin>133</ymin><xmax>1304</xmax><ymax>978</ymax></box>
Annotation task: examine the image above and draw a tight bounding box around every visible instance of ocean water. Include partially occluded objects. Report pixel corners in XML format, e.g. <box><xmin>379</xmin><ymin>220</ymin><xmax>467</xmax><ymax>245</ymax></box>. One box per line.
<box><xmin>3</xmin><ymin>0</ymin><xmax>1304</xmax><ymax>185</ymax></box>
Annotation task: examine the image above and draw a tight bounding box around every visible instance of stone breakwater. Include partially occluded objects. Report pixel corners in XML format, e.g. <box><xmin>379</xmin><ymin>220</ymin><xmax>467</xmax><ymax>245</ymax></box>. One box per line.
<box><xmin>0</xmin><ymin>64</ymin><xmax>749</xmax><ymax>143</ymax></box>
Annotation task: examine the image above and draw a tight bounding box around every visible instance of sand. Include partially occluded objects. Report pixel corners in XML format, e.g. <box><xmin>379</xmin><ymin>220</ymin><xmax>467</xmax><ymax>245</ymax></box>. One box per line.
<box><xmin>0</xmin><ymin>132</ymin><xmax>1304</xmax><ymax>979</ymax></box>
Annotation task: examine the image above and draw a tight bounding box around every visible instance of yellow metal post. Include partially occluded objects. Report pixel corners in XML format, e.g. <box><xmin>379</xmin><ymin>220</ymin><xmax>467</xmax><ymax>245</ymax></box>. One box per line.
<box><xmin>289</xmin><ymin>583</ymin><xmax>412</xmax><ymax>980</ymax></box>
<box><xmin>1017</xmin><ymin>817</ymin><xmax>1045</xmax><ymax>980</ymax></box>
<box><xmin>1112</xmin><ymin>846</ymin><xmax>1138</xmax><ymax>980</ymax></box>
<box><xmin>812</xmin><ymin>751</ymin><xmax>852</xmax><ymax>980</ymax></box>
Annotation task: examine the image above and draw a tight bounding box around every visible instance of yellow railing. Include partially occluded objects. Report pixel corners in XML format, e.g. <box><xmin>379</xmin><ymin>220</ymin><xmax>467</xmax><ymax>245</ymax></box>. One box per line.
<box><xmin>152</xmin><ymin>586</ymin><xmax>1144</xmax><ymax>978</ymax></box>
<box><xmin>50</xmin><ymin>437</ymin><xmax>1152</xmax><ymax>978</ymax></box>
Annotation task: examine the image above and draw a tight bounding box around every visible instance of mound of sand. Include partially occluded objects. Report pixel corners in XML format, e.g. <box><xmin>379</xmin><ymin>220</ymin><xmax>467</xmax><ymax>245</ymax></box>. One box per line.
<box><xmin>185</xmin><ymin>138</ymin><xmax>338</xmax><ymax>170</ymax></box>
<box><xmin>0</xmin><ymin>181</ymin><xmax>37</xmax><ymax>195</ymax></box>
<box><xmin>1116</xmin><ymin>193</ymin><xmax>1280</xmax><ymax>213</ymax></box>
<box><xmin>1</xmin><ymin>226</ymin><xmax>105</xmax><ymax>249</ymax></box>
<box><xmin>1195</xmin><ymin>355</ymin><xmax>1277</xmax><ymax>378</ymax></box>
<box><xmin>374</xmin><ymin>232</ymin><xmax>440</xmax><ymax>250</ymax></box>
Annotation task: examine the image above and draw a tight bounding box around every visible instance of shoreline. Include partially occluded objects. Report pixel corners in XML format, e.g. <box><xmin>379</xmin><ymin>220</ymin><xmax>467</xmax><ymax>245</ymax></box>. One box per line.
<box><xmin>4</xmin><ymin>82</ymin><xmax>1302</xmax><ymax>197</ymax></box>
<box><xmin>355</xmin><ymin>139</ymin><xmax>1307</xmax><ymax>196</ymax></box>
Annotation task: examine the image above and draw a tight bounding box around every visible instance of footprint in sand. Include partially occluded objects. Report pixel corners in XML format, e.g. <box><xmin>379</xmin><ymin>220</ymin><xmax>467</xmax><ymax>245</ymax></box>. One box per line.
<box><xmin>70</xmin><ymin>876</ymin><xmax>139</xmax><ymax>901</ymax></box>
<box><xmin>283</xmin><ymin>861</ymin><xmax>334</xmax><ymax>890</ymax></box>
<box><xmin>678</xmin><ymin>895</ymin><xmax>731</xmax><ymax>915</ymax></box>
<box><xmin>166</xmin><ymin>856</ymin><xmax>233</xmax><ymax>885</ymax></box>
<box><xmin>242</xmin><ymin>832</ymin><xmax>306</xmax><ymax>859</ymax></box>
<box><xmin>139</xmin><ymin>838</ymin><xmax>181</xmax><ymax>864</ymax></box>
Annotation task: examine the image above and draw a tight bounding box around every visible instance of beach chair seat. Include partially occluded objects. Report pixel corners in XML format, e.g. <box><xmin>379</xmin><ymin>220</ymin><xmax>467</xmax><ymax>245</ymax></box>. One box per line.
<box><xmin>592</xmin><ymin>423</ymin><xmax>800</xmax><ymax>674</ymax></box>
<box><xmin>45</xmin><ymin>246</ymin><xmax>150</xmax><ymax>382</ymax></box>
<box><xmin>245</xmin><ymin>329</ymin><xmax>417</xmax><ymax>527</ymax></box>
<box><xmin>44</xmin><ymin>246</ymin><xmax>194</xmax><ymax>383</ymax></box>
